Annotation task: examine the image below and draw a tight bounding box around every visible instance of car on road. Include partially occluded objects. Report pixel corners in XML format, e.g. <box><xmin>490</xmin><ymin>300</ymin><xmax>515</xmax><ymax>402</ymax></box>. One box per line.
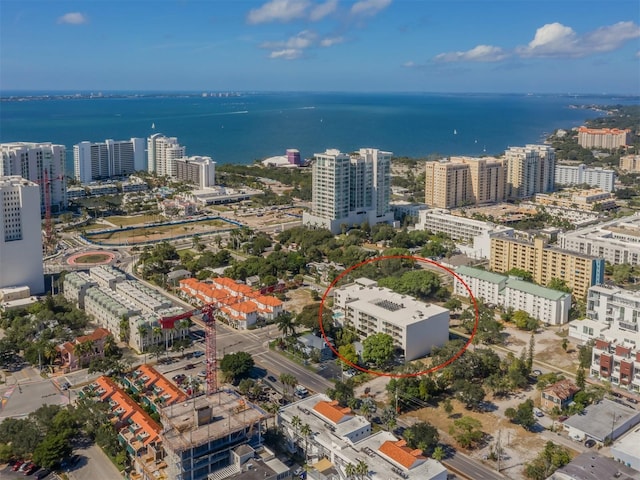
<box><xmin>267</xmin><ymin>375</ymin><xmax>277</xmax><ymax>382</ymax></box>
<box><xmin>184</xmin><ymin>363</ymin><xmax>195</xmax><ymax>370</ymax></box>
<box><xmin>585</xmin><ymin>439</ymin><xmax>596</xmax><ymax>448</ymax></box>
<box><xmin>193</xmin><ymin>351</ymin><xmax>204</xmax><ymax>358</ymax></box>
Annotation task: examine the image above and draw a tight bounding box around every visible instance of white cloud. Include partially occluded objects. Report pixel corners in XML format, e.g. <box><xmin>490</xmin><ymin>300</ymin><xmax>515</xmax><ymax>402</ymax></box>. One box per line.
<box><xmin>517</xmin><ymin>21</ymin><xmax>640</xmax><ymax>57</ymax></box>
<box><xmin>434</xmin><ymin>21</ymin><xmax>640</xmax><ymax>63</ymax></box>
<box><xmin>262</xmin><ymin>30</ymin><xmax>317</xmax><ymax>50</ymax></box>
<box><xmin>309</xmin><ymin>0</ymin><xmax>338</xmax><ymax>21</ymax></box>
<box><xmin>269</xmin><ymin>49</ymin><xmax>303</xmax><ymax>60</ymax></box>
<box><xmin>247</xmin><ymin>0</ymin><xmax>310</xmax><ymax>24</ymax></box>
<box><xmin>351</xmin><ymin>0</ymin><xmax>392</xmax><ymax>17</ymax></box>
<box><xmin>403</xmin><ymin>61</ymin><xmax>416</xmax><ymax>68</ymax></box>
<box><xmin>320</xmin><ymin>36</ymin><xmax>344</xmax><ymax>47</ymax></box>
<box><xmin>434</xmin><ymin>45</ymin><xmax>509</xmax><ymax>63</ymax></box>
<box><xmin>57</xmin><ymin>12</ymin><xmax>88</xmax><ymax>25</ymax></box>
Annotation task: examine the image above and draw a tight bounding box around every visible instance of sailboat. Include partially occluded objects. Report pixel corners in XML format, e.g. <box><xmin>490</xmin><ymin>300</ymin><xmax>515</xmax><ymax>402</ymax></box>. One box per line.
<box><xmin>453</xmin><ymin>129</ymin><xmax>457</xmax><ymax>135</ymax></box>
<box><xmin>151</xmin><ymin>122</ymin><xmax>156</xmax><ymax>130</ymax></box>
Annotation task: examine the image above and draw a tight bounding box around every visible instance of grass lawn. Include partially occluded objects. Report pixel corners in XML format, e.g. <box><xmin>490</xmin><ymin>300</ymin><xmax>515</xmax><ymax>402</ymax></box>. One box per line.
<box><xmin>107</xmin><ymin>214</ymin><xmax>161</xmax><ymax>226</ymax></box>
<box><xmin>74</xmin><ymin>253</ymin><xmax>112</xmax><ymax>264</ymax></box>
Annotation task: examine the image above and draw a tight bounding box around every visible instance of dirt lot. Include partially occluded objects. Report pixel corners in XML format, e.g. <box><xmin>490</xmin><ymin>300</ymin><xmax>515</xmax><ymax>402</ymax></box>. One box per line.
<box><xmin>283</xmin><ymin>288</ymin><xmax>315</xmax><ymax>315</ymax></box>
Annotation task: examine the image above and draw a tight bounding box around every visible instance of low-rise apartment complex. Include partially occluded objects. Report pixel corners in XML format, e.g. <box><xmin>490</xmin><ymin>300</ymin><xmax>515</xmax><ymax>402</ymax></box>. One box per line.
<box><xmin>63</xmin><ymin>266</ymin><xmax>189</xmax><ymax>352</ymax></box>
<box><xmin>279</xmin><ymin>394</ymin><xmax>448</xmax><ymax>480</ymax></box>
<box><xmin>534</xmin><ymin>189</ymin><xmax>617</xmax><ymax>211</ymax></box>
<box><xmin>416</xmin><ymin>208</ymin><xmax>514</xmax><ymax>259</ymax></box>
<box><xmin>333</xmin><ymin>278</ymin><xmax>449</xmax><ymax>361</ymax></box>
<box><xmin>558</xmin><ymin>213</ymin><xmax>640</xmax><ymax>266</ymax></box>
<box><xmin>454</xmin><ymin>266</ymin><xmax>572</xmax><ymax>325</ymax></box>
<box><xmin>489</xmin><ymin>236</ymin><xmax>605</xmax><ymax>298</ymax></box>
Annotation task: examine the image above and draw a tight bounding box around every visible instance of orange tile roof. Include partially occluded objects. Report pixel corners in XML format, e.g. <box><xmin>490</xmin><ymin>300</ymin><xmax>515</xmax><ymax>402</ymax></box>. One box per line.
<box><xmin>313</xmin><ymin>400</ymin><xmax>352</xmax><ymax>424</ymax></box>
<box><xmin>230</xmin><ymin>301</ymin><xmax>258</xmax><ymax>314</ymax></box>
<box><xmin>255</xmin><ymin>295</ymin><xmax>283</xmax><ymax>307</ymax></box>
<box><xmin>76</xmin><ymin>327</ymin><xmax>111</xmax><ymax>344</ymax></box>
<box><xmin>56</xmin><ymin>341</ymin><xmax>75</xmax><ymax>355</ymax></box>
<box><xmin>137</xmin><ymin>364</ymin><xmax>187</xmax><ymax>405</ymax></box>
<box><xmin>94</xmin><ymin>375</ymin><xmax>118</xmax><ymax>401</ymax></box>
<box><xmin>578</xmin><ymin>126</ymin><xmax>631</xmax><ymax>135</ymax></box>
<box><xmin>378</xmin><ymin>440</ymin><xmax>426</xmax><ymax>470</ymax></box>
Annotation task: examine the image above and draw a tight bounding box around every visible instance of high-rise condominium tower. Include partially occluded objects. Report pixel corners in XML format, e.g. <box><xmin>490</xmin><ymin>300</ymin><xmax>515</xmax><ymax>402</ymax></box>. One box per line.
<box><xmin>504</xmin><ymin>144</ymin><xmax>555</xmax><ymax>199</ymax></box>
<box><xmin>74</xmin><ymin>138</ymin><xmax>146</xmax><ymax>183</ymax></box>
<box><xmin>303</xmin><ymin>148</ymin><xmax>393</xmax><ymax>234</ymax></box>
<box><xmin>0</xmin><ymin>176</ymin><xmax>44</xmax><ymax>294</ymax></box>
<box><xmin>147</xmin><ymin>134</ymin><xmax>185</xmax><ymax>177</ymax></box>
<box><xmin>175</xmin><ymin>156</ymin><xmax>216</xmax><ymax>189</ymax></box>
<box><xmin>0</xmin><ymin>142</ymin><xmax>66</xmax><ymax>214</ymax></box>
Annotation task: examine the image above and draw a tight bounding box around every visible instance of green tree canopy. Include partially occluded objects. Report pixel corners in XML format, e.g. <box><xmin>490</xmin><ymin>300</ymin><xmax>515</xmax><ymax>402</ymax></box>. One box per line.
<box><xmin>220</xmin><ymin>352</ymin><xmax>254</xmax><ymax>383</ymax></box>
<box><xmin>362</xmin><ymin>333</ymin><xmax>395</xmax><ymax>367</ymax></box>
<box><xmin>403</xmin><ymin>422</ymin><xmax>439</xmax><ymax>454</ymax></box>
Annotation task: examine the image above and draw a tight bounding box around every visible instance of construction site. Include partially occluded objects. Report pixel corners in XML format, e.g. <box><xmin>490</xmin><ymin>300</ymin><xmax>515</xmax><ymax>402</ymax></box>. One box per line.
<box><xmin>159</xmin><ymin>389</ymin><xmax>270</xmax><ymax>480</ymax></box>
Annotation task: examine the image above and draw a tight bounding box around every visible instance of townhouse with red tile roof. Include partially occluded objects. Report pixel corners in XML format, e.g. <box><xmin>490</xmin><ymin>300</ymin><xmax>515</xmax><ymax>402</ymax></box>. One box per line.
<box><xmin>55</xmin><ymin>327</ymin><xmax>111</xmax><ymax>371</ymax></box>
<box><xmin>179</xmin><ymin>277</ymin><xmax>284</xmax><ymax>329</ymax></box>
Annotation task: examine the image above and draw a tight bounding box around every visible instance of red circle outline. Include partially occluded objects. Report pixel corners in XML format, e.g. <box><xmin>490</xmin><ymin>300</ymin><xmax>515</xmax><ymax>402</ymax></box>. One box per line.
<box><xmin>318</xmin><ymin>255</ymin><xmax>479</xmax><ymax>378</ymax></box>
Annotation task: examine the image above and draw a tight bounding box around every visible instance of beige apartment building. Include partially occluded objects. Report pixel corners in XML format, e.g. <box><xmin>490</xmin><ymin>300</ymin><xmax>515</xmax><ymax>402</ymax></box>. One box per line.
<box><xmin>489</xmin><ymin>236</ymin><xmax>605</xmax><ymax>298</ymax></box>
<box><xmin>424</xmin><ymin>156</ymin><xmax>505</xmax><ymax>208</ymax></box>
<box><xmin>577</xmin><ymin>127</ymin><xmax>631</xmax><ymax>149</ymax></box>
<box><xmin>620</xmin><ymin>154</ymin><xmax>640</xmax><ymax>172</ymax></box>
<box><xmin>504</xmin><ymin>145</ymin><xmax>555</xmax><ymax>199</ymax></box>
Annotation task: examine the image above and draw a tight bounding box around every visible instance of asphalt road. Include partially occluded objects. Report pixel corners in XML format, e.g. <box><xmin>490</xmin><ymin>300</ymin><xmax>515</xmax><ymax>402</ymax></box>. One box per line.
<box><xmin>66</xmin><ymin>443</ymin><xmax>122</xmax><ymax>480</ymax></box>
<box><xmin>443</xmin><ymin>450</ymin><xmax>507</xmax><ymax>480</ymax></box>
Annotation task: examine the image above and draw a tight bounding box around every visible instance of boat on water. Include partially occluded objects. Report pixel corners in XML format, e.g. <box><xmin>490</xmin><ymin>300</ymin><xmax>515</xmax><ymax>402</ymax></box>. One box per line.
<box><xmin>151</xmin><ymin>122</ymin><xmax>155</xmax><ymax>129</ymax></box>
<box><xmin>453</xmin><ymin>129</ymin><xmax>457</xmax><ymax>135</ymax></box>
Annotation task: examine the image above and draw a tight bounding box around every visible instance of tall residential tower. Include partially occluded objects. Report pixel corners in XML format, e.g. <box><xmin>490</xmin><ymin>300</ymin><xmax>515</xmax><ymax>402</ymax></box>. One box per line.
<box><xmin>0</xmin><ymin>177</ymin><xmax>44</xmax><ymax>294</ymax></box>
<box><xmin>0</xmin><ymin>142</ymin><xmax>66</xmax><ymax>214</ymax></box>
<box><xmin>147</xmin><ymin>134</ymin><xmax>186</xmax><ymax>177</ymax></box>
<box><xmin>303</xmin><ymin>148</ymin><xmax>393</xmax><ymax>234</ymax></box>
<box><xmin>74</xmin><ymin>138</ymin><xmax>145</xmax><ymax>183</ymax></box>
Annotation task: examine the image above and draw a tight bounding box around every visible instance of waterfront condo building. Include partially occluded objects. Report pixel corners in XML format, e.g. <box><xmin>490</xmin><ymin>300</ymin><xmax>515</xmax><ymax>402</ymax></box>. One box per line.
<box><xmin>74</xmin><ymin>138</ymin><xmax>146</xmax><ymax>183</ymax></box>
<box><xmin>303</xmin><ymin>148</ymin><xmax>393</xmax><ymax>234</ymax></box>
<box><xmin>504</xmin><ymin>145</ymin><xmax>555</xmax><ymax>199</ymax></box>
<box><xmin>554</xmin><ymin>164</ymin><xmax>616</xmax><ymax>192</ymax></box>
<box><xmin>0</xmin><ymin>176</ymin><xmax>45</xmax><ymax>294</ymax></box>
<box><xmin>0</xmin><ymin>142</ymin><xmax>66</xmax><ymax>213</ymax></box>
<box><xmin>453</xmin><ymin>266</ymin><xmax>572</xmax><ymax>325</ymax></box>
<box><xmin>489</xmin><ymin>236</ymin><xmax>604</xmax><ymax>298</ymax></box>
<box><xmin>577</xmin><ymin>126</ymin><xmax>631</xmax><ymax>149</ymax></box>
<box><xmin>558</xmin><ymin>213</ymin><xmax>640</xmax><ymax>266</ymax></box>
<box><xmin>174</xmin><ymin>156</ymin><xmax>216</xmax><ymax>189</ymax></box>
<box><xmin>333</xmin><ymin>278</ymin><xmax>449</xmax><ymax>361</ymax></box>
<box><xmin>147</xmin><ymin>134</ymin><xmax>186</xmax><ymax>177</ymax></box>
<box><xmin>424</xmin><ymin>156</ymin><xmax>506</xmax><ymax>208</ymax></box>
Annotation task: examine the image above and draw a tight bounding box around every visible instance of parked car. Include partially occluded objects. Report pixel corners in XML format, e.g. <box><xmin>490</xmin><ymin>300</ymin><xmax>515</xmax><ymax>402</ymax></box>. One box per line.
<box><xmin>198</xmin><ymin>370</ymin><xmax>207</xmax><ymax>378</ymax></box>
<box><xmin>24</xmin><ymin>463</ymin><xmax>39</xmax><ymax>475</ymax></box>
<box><xmin>184</xmin><ymin>363</ymin><xmax>195</xmax><ymax>370</ymax></box>
<box><xmin>19</xmin><ymin>462</ymin><xmax>33</xmax><ymax>472</ymax></box>
<box><xmin>267</xmin><ymin>375</ymin><xmax>277</xmax><ymax>382</ymax></box>
<box><xmin>533</xmin><ymin>408</ymin><xmax>544</xmax><ymax>418</ymax></box>
<box><xmin>628</xmin><ymin>397</ymin><xmax>638</xmax><ymax>404</ymax></box>
<box><xmin>532</xmin><ymin>369</ymin><xmax>542</xmax><ymax>376</ymax></box>
<box><xmin>585</xmin><ymin>439</ymin><xmax>596</xmax><ymax>448</ymax></box>
<box><xmin>193</xmin><ymin>351</ymin><xmax>204</xmax><ymax>358</ymax></box>
<box><xmin>12</xmin><ymin>460</ymin><xmax>24</xmax><ymax>471</ymax></box>
<box><xmin>35</xmin><ymin>469</ymin><xmax>51</xmax><ymax>479</ymax></box>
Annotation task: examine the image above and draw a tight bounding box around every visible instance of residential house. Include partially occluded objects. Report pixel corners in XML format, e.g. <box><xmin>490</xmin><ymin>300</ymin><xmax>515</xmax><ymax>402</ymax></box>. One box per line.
<box><xmin>541</xmin><ymin>379</ymin><xmax>581</xmax><ymax>411</ymax></box>
<box><xmin>56</xmin><ymin>327</ymin><xmax>111</xmax><ymax>371</ymax></box>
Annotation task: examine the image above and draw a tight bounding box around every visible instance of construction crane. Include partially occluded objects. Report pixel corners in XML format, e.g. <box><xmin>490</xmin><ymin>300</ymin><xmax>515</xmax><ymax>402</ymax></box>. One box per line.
<box><xmin>36</xmin><ymin>168</ymin><xmax>64</xmax><ymax>254</ymax></box>
<box><xmin>160</xmin><ymin>304</ymin><xmax>218</xmax><ymax>396</ymax></box>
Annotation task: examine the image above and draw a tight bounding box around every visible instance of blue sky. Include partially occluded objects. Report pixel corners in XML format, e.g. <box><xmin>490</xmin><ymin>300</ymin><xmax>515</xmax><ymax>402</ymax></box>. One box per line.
<box><xmin>1</xmin><ymin>0</ymin><xmax>639</xmax><ymax>93</ymax></box>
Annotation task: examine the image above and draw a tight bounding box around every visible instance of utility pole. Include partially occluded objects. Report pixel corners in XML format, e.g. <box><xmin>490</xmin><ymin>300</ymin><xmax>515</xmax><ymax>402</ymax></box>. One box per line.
<box><xmin>496</xmin><ymin>429</ymin><xmax>501</xmax><ymax>473</ymax></box>
<box><xmin>395</xmin><ymin>386</ymin><xmax>399</xmax><ymax>413</ymax></box>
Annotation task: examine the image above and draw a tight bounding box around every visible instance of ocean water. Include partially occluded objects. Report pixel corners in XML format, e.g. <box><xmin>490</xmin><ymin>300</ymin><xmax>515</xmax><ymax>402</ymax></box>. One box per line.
<box><xmin>1</xmin><ymin>92</ymin><xmax>636</xmax><ymax>173</ymax></box>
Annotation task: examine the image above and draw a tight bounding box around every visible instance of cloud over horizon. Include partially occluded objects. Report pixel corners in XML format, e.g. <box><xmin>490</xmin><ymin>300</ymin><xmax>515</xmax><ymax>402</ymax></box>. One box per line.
<box><xmin>57</xmin><ymin>12</ymin><xmax>88</xmax><ymax>25</ymax></box>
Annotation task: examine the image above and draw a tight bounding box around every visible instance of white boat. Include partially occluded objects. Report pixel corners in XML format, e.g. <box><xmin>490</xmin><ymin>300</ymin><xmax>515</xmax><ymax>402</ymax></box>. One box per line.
<box><xmin>453</xmin><ymin>129</ymin><xmax>457</xmax><ymax>135</ymax></box>
<box><xmin>151</xmin><ymin>122</ymin><xmax>155</xmax><ymax>129</ymax></box>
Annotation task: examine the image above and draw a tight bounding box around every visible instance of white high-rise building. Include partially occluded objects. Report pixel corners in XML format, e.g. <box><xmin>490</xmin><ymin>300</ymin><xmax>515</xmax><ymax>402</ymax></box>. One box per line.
<box><xmin>303</xmin><ymin>148</ymin><xmax>394</xmax><ymax>234</ymax></box>
<box><xmin>504</xmin><ymin>144</ymin><xmax>555</xmax><ymax>199</ymax></box>
<box><xmin>0</xmin><ymin>142</ymin><xmax>66</xmax><ymax>213</ymax></box>
<box><xmin>175</xmin><ymin>156</ymin><xmax>216</xmax><ymax>189</ymax></box>
<box><xmin>74</xmin><ymin>138</ymin><xmax>145</xmax><ymax>183</ymax></box>
<box><xmin>554</xmin><ymin>164</ymin><xmax>616</xmax><ymax>192</ymax></box>
<box><xmin>0</xmin><ymin>176</ymin><xmax>44</xmax><ymax>294</ymax></box>
<box><xmin>147</xmin><ymin>134</ymin><xmax>185</xmax><ymax>177</ymax></box>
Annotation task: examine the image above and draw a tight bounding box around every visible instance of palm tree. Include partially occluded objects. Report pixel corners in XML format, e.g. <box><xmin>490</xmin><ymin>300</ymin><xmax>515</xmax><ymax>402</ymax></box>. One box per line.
<box><xmin>276</xmin><ymin>312</ymin><xmax>295</xmax><ymax>338</ymax></box>
<box><xmin>103</xmin><ymin>334</ymin><xmax>117</xmax><ymax>357</ymax></box>
<box><xmin>119</xmin><ymin>316</ymin><xmax>130</xmax><ymax>342</ymax></box>
<box><xmin>291</xmin><ymin>415</ymin><xmax>301</xmax><ymax>446</ymax></box>
<box><xmin>43</xmin><ymin>341</ymin><xmax>57</xmax><ymax>365</ymax></box>
<box><xmin>355</xmin><ymin>459</ymin><xmax>368</xmax><ymax>480</ymax></box>
<box><xmin>137</xmin><ymin>324</ymin><xmax>150</xmax><ymax>351</ymax></box>
<box><xmin>360</xmin><ymin>402</ymin><xmax>371</xmax><ymax>421</ymax></box>
<box><xmin>152</xmin><ymin>325</ymin><xmax>163</xmax><ymax>349</ymax></box>
<box><xmin>345</xmin><ymin>463</ymin><xmax>357</xmax><ymax>480</ymax></box>
<box><xmin>300</xmin><ymin>423</ymin><xmax>312</xmax><ymax>462</ymax></box>
<box><xmin>280</xmin><ymin>373</ymin><xmax>297</xmax><ymax>399</ymax></box>
<box><xmin>262</xmin><ymin>402</ymin><xmax>279</xmax><ymax>429</ymax></box>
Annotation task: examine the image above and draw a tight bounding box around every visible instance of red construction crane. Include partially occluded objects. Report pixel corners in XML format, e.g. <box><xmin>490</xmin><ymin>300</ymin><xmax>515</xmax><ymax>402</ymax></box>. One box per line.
<box><xmin>160</xmin><ymin>304</ymin><xmax>218</xmax><ymax>396</ymax></box>
<box><xmin>36</xmin><ymin>168</ymin><xmax>64</xmax><ymax>253</ymax></box>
